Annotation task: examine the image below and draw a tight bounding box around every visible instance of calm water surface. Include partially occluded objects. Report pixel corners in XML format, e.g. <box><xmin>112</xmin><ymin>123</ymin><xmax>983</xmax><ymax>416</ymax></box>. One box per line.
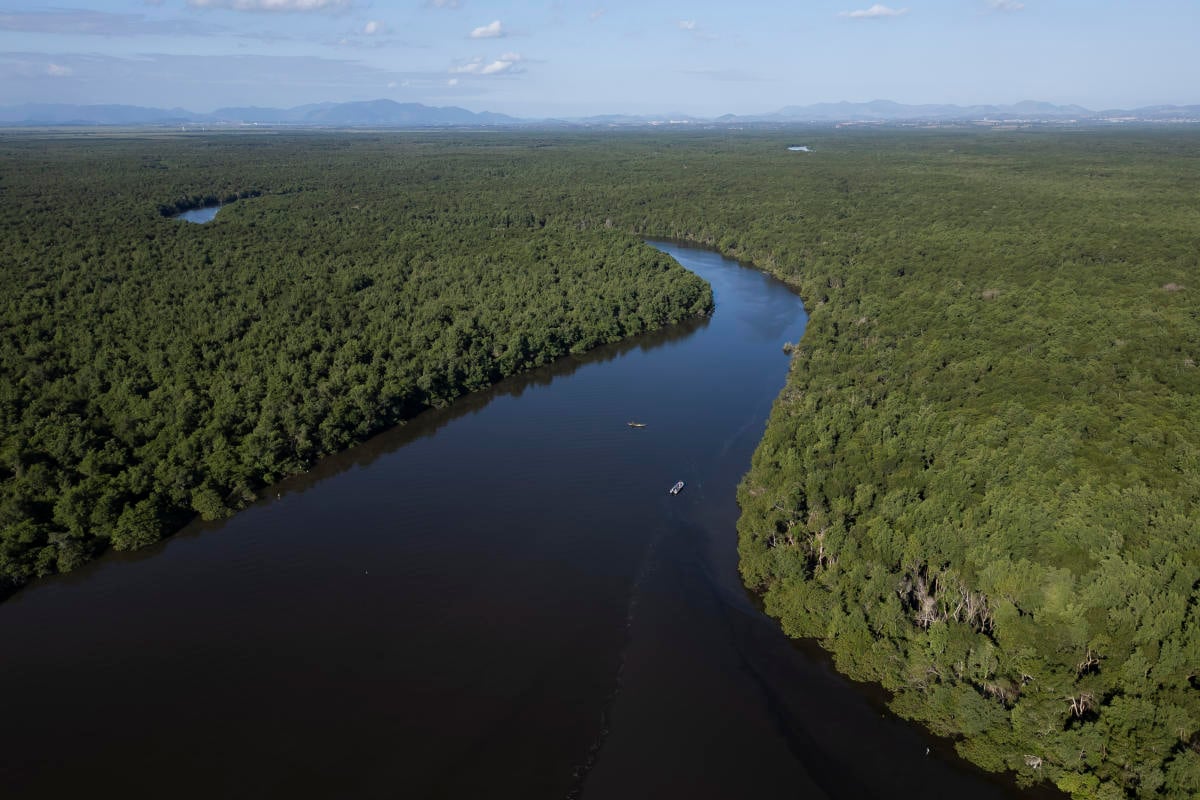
<box><xmin>177</xmin><ymin>205</ymin><xmax>221</xmax><ymax>223</ymax></box>
<box><xmin>0</xmin><ymin>244</ymin><xmax>1046</xmax><ymax>799</ymax></box>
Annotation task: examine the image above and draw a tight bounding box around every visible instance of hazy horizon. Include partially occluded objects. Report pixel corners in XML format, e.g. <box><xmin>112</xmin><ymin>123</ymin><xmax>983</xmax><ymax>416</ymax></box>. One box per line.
<box><xmin>1</xmin><ymin>0</ymin><xmax>1197</xmax><ymax>118</ymax></box>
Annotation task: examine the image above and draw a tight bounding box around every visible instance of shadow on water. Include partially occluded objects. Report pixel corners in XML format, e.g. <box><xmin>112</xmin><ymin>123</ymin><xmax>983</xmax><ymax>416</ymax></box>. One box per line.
<box><xmin>20</xmin><ymin>310</ymin><xmax>710</xmax><ymax>594</ymax></box>
<box><xmin>0</xmin><ymin>242</ymin><xmax>1063</xmax><ymax>800</ymax></box>
<box><xmin>575</xmin><ymin>240</ymin><xmax>1065</xmax><ymax>800</ymax></box>
<box><xmin>267</xmin><ymin>312</ymin><xmax>711</xmax><ymax>498</ymax></box>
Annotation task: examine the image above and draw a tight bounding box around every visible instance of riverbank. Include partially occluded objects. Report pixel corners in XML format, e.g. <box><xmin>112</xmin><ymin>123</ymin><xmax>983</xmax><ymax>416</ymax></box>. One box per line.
<box><xmin>0</xmin><ymin>131</ymin><xmax>712</xmax><ymax>593</ymax></box>
<box><xmin>0</xmin><ymin>241</ymin><xmax>1048</xmax><ymax>800</ymax></box>
<box><xmin>4</xmin><ymin>128</ymin><xmax>1195</xmax><ymax>798</ymax></box>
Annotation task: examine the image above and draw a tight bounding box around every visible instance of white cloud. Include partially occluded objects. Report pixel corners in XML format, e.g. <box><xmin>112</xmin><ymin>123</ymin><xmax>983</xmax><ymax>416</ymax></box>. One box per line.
<box><xmin>447</xmin><ymin>77</ymin><xmax>459</xmax><ymax>86</ymax></box>
<box><xmin>450</xmin><ymin>52</ymin><xmax>523</xmax><ymax>75</ymax></box>
<box><xmin>363</xmin><ymin>19</ymin><xmax>381</xmax><ymax>34</ymax></box>
<box><xmin>676</xmin><ymin>18</ymin><xmax>716</xmax><ymax>40</ymax></box>
<box><xmin>840</xmin><ymin>4</ymin><xmax>908</xmax><ymax>18</ymax></box>
<box><xmin>186</xmin><ymin>0</ymin><xmax>352</xmax><ymax>11</ymax></box>
<box><xmin>429</xmin><ymin>0</ymin><xmax>460</xmax><ymax>7</ymax></box>
<box><xmin>987</xmin><ymin>0</ymin><xmax>1024</xmax><ymax>10</ymax></box>
<box><xmin>46</xmin><ymin>63</ymin><xmax>73</xmax><ymax>77</ymax></box>
<box><xmin>590</xmin><ymin>9</ymin><xmax>605</xmax><ymax>22</ymax></box>
<box><xmin>469</xmin><ymin>19</ymin><xmax>503</xmax><ymax>38</ymax></box>
<box><xmin>449</xmin><ymin>57</ymin><xmax>480</xmax><ymax>73</ymax></box>
<box><xmin>0</xmin><ymin>51</ymin><xmax>478</xmax><ymax>108</ymax></box>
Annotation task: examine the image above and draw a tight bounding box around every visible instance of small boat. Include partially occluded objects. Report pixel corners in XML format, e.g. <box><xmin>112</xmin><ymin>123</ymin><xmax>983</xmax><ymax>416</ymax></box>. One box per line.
<box><xmin>669</xmin><ymin>481</ymin><xmax>685</xmax><ymax>495</ymax></box>
<box><xmin>627</xmin><ymin>421</ymin><xmax>648</xmax><ymax>428</ymax></box>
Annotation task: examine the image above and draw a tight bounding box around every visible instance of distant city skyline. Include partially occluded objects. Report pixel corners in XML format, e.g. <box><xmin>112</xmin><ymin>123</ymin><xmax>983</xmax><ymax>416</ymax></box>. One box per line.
<box><xmin>0</xmin><ymin>0</ymin><xmax>1196</xmax><ymax>118</ymax></box>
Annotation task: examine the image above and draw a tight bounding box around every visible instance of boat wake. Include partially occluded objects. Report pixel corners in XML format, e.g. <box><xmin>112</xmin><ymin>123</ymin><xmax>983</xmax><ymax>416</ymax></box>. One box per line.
<box><xmin>564</xmin><ymin>520</ymin><xmax>665</xmax><ymax>799</ymax></box>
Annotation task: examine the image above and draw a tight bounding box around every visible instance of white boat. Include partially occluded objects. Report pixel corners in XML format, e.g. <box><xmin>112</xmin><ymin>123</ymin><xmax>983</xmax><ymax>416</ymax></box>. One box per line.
<box><xmin>669</xmin><ymin>481</ymin><xmax>685</xmax><ymax>495</ymax></box>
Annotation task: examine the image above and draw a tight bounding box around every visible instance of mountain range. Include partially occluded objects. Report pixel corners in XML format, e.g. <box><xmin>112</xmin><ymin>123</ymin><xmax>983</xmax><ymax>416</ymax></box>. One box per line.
<box><xmin>0</xmin><ymin>98</ymin><xmax>1197</xmax><ymax>127</ymax></box>
<box><xmin>765</xmin><ymin>99</ymin><xmax>1096</xmax><ymax>121</ymax></box>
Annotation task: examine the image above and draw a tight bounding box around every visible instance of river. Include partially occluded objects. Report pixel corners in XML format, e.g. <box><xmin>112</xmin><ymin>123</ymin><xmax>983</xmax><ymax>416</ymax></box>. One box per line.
<box><xmin>0</xmin><ymin>243</ymin><xmax>1043</xmax><ymax>799</ymax></box>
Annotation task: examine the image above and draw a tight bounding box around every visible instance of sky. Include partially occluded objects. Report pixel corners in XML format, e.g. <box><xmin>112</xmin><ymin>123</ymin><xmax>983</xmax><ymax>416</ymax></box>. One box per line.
<box><xmin>0</xmin><ymin>0</ymin><xmax>1196</xmax><ymax>117</ymax></box>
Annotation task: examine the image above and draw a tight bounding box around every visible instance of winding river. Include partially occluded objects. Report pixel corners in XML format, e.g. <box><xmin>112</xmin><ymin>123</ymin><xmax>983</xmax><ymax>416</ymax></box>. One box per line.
<box><xmin>0</xmin><ymin>243</ymin><xmax>1043</xmax><ymax>798</ymax></box>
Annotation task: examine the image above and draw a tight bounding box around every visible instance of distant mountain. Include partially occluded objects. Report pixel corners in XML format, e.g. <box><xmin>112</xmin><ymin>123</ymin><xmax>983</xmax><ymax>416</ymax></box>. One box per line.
<box><xmin>0</xmin><ymin>99</ymin><xmax>520</xmax><ymax>127</ymax></box>
<box><xmin>569</xmin><ymin>113</ymin><xmax>657</xmax><ymax>124</ymax></box>
<box><xmin>1109</xmin><ymin>104</ymin><xmax>1200</xmax><ymax>120</ymax></box>
<box><xmin>0</xmin><ymin>98</ymin><xmax>1196</xmax><ymax>128</ymax></box>
<box><xmin>208</xmin><ymin>103</ymin><xmax>336</xmax><ymax>124</ymax></box>
<box><xmin>0</xmin><ymin>103</ymin><xmax>196</xmax><ymax>125</ymax></box>
<box><xmin>560</xmin><ymin>112</ymin><xmax>707</xmax><ymax>126</ymax></box>
<box><xmin>212</xmin><ymin>99</ymin><xmax>519</xmax><ymax>126</ymax></box>
<box><xmin>1006</xmin><ymin>100</ymin><xmax>1092</xmax><ymax>117</ymax></box>
<box><xmin>762</xmin><ymin>99</ymin><xmax>1093</xmax><ymax>122</ymax></box>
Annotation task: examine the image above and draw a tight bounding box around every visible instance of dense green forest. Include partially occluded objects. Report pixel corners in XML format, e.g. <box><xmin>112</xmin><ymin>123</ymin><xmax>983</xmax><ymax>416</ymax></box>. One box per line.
<box><xmin>0</xmin><ymin>132</ymin><xmax>712</xmax><ymax>587</ymax></box>
<box><xmin>712</xmin><ymin>132</ymin><xmax>1200</xmax><ymax>800</ymax></box>
<box><xmin>2</xmin><ymin>128</ymin><xmax>1198</xmax><ymax>798</ymax></box>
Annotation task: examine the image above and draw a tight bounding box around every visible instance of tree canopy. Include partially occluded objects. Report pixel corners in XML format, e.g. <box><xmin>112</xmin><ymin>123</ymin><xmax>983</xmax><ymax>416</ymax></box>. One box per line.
<box><xmin>0</xmin><ymin>132</ymin><xmax>711</xmax><ymax>588</ymax></box>
<box><xmin>2</xmin><ymin>127</ymin><xmax>1198</xmax><ymax>798</ymax></box>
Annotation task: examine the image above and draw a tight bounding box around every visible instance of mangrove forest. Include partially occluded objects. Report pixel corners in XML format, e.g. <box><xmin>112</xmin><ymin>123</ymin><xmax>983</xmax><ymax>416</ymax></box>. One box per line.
<box><xmin>1</xmin><ymin>128</ymin><xmax>1198</xmax><ymax>798</ymax></box>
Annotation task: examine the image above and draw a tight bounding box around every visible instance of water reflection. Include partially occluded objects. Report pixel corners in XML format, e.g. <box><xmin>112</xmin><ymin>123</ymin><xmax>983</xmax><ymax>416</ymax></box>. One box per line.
<box><xmin>0</xmin><ymin>244</ymin><xmax>1054</xmax><ymax>800</ymax></box>
<box><xmin>176</xmin><ymin>205</ymin><xmax>221</xmax><ymax>223</ymax></box>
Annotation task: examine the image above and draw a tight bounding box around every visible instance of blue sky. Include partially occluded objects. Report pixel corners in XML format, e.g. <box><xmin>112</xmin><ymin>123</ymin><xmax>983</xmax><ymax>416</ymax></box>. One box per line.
<box><xmin>0</xmin><ymin>0</ymin><xmax>1196</xmax><ymax>116</ymax></box>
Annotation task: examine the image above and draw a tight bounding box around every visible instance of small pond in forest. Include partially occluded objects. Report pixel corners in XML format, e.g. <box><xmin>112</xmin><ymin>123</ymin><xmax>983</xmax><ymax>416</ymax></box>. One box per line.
<box><xmin>176</xmin><ymin>205</ymin><xmax>221</xmax><ymax>223</ymax></box>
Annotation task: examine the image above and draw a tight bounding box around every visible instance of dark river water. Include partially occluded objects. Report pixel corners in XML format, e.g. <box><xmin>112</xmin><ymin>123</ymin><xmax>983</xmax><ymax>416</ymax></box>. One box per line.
<box><xmin>0</xmin><ymin>243</ymin><xmax>1045</xmax><ymax>799</ymax></box>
